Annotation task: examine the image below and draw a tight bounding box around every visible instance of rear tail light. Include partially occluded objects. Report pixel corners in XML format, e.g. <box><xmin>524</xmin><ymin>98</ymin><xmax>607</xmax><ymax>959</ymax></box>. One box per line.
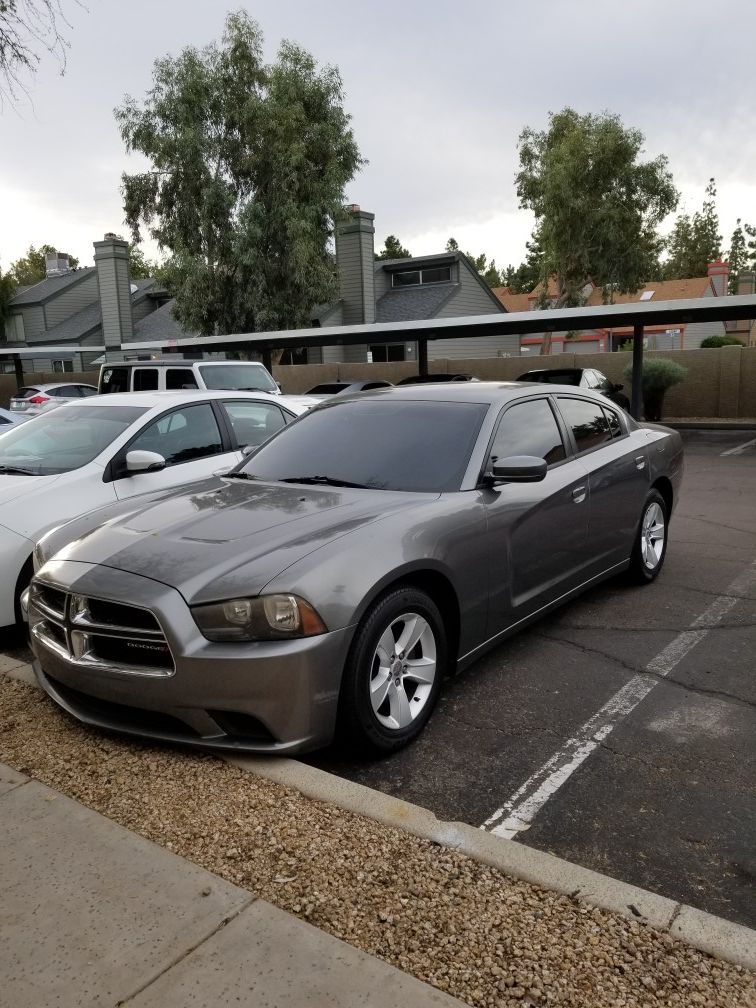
<box><xmin>28</xmin><ymin>395</ymin><xmax>51</xmax><ymax>404</ymax></box>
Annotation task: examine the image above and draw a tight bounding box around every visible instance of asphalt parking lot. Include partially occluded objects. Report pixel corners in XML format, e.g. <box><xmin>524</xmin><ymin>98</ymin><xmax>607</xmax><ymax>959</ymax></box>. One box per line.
<box><xmin>308</xmin><ymin>430</ymin><xmax>756</xmax><ymax>929</ymax></box>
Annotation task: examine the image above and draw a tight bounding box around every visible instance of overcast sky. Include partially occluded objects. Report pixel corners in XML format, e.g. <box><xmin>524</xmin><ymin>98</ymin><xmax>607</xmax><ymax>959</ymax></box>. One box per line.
<box><xmin>2</xmin><ymin>0</ymin><xmax>755</xmax><ymax>276</ymax></box>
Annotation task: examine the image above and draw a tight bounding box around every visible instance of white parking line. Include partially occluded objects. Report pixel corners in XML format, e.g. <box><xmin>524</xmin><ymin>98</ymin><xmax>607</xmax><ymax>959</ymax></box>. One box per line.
<box><xmin>720</xmin><ymin>437</ymin><xmax>756</xmax><ymax>456</ymax></box>
<box><xmin>481</xmin><ymin>560</ymin><xmax>756</xmax><ymax>840</ymax></box>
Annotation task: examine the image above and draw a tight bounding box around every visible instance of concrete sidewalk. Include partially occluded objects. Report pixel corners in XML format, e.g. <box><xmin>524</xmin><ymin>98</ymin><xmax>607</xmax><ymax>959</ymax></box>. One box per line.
<box><xmin>0</xmin><ymin>762</ymin><xmax>462</xmax><ymax>1008</ymax></box>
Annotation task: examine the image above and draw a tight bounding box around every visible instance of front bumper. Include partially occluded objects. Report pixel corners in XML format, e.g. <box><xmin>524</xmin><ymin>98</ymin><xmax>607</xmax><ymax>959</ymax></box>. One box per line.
<box><xmin>29</xmin><ymin>559</ymin><xmax>355</xmax><ymax>755</ymax></box>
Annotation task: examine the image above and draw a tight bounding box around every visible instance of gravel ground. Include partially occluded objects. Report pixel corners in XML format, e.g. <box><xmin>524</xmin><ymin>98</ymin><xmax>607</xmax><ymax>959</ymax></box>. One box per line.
<box><xmin>1</xmin><ymin>674</ymin><xmax>754</xmax><ymax>1008</ymax></box>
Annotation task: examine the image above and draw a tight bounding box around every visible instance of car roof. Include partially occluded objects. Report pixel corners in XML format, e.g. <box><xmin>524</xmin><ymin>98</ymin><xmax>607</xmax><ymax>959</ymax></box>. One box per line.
<box><xmin>315</xmin><ymin>381</ymin><xmax>608</xmax><ymax>406</ymax></box>
<box><xmin>61</xmin><ymin>390</ymin><xmax>296</xmax><ymax>410</ymax></box>
<box><xmin>101</xmin><ymin>359</ymin><xmax>269</xmax><ymax>368</ymax></box>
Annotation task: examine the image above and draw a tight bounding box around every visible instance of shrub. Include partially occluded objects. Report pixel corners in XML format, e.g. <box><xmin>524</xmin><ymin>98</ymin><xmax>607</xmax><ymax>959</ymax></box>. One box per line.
<box><xmin>623</xmin><ymin>357</ymin><xmax>686</xmax><ymax>422</ymax></box>
<box><xmin>700</xmin><ymin>335</ymin><xmax>744</xmax><ymax>348</ymax></box>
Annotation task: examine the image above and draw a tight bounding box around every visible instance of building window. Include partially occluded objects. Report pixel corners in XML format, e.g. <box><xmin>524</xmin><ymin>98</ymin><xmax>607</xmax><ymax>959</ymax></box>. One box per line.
<box><xmin>370</xmin><ymin>344</ymin><xmax>406</xmax><ymax>362</ymax></box>
<box><xmin>391</xmin><ymin>266</ymin><xmax>452</xmax><ymax>288</ymax></box>
<box><xmin>52</xmin><ymin>360</ymin><xmax>74</xmax><ymax>373</ymax></box>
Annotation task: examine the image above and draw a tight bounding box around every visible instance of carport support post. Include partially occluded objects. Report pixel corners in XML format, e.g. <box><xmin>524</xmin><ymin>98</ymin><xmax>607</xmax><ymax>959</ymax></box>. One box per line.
<box><xmin>261</xmin><ymin>347</ymin><xmax>273</xmax><ymax>373</ymax></box>
<box><xmin>12</xmin><ymin>353</ymin><xmax>24</xmax><ymax>392</ymax></box>
<box><xmin>418</xmin><ymin>338</ymin><xmax>428</xmax><ymax>376</ymax></box>
<box><xmin>631</xmin><ymin>323</ymin><xmax>644</xmax><ymax>420</ymax></box>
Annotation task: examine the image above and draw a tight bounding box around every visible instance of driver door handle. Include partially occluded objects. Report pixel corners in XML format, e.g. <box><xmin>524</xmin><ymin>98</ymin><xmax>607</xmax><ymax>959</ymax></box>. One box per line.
<box><xmin>572</xmin><ymin>485</ymin><xmax>587</xmax><ymax>504</ymax></box>
<box><xmin>635</xmin><ymin>455</ymin><xmax>646</xmax><ymax>470</ymax></box>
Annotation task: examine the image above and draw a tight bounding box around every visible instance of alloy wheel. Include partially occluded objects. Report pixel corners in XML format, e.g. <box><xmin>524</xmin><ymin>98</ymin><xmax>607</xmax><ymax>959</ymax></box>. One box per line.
<box><xmin>369</xmin><ymin>612</ymin><xmax>437</xmax><ymax>730</ymax></box>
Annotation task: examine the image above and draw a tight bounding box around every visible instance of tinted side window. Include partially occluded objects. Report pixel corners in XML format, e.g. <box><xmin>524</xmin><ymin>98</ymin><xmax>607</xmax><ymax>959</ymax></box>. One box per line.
<box><xmin>220</xmin><ymin>401</ymin><xmax>288</xmax><ymax>449</ymax></box>
<box><xmin>127</xmin><ymin>404</ymin><xmax>223</xmax><ymax>468</ymax></box>
<box><xmin>50</xmin><ymin>386</ymin><xmax>74</xmax><ymax>397</ymax></box>
<box><xmin>100</xmin><ymin>368</ymin><xmax>129</xmax><ymax>393</ymax></box>
<box><xmin>558</xmin><ymin>398</ymin><xmax>612</xmax><ymax>452</ymax></box>
<box><xmin>133</xmin><ymin>368</ymin><xmax>159</xmax><ymax>392</ymax></box>
<box><xmin>490</xmin><ymin>399</ymin><xmax>566</xmax><ymax>467</ymax></box>
<box><xmin>78</xmin><ymin>386</ymin><xmax>98</xmax><ymax>397</ymax></box>
<box><xmin>166</xmin><ymin>369</ymin><xmax>199</xmax><ymax>390</ymax></box>
<box><xmin>602</xmin><ymin>406</ymin><xmax>622</xmax><ymax>438</ymax></box>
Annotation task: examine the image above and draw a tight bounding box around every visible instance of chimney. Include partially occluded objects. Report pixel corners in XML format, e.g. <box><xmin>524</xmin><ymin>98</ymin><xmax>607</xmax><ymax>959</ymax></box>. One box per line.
<box><xmin>335</xmin><ymin>205</ymin><xmax>375</xmax><ymax>324</ymax></box>
<box><xmin>94</xmin><ymin>233</ymin><xmax>133</xmax><ymax>349</ymax></box>
<box><xmin>45</xmin><ymin>251</ymin><xmax>71</xmax><ymax>277</ymax></box>
<box><xmin>707</xmin><ymin>259</ymin><xmax>729</xmax><ymax>298</ymax></box>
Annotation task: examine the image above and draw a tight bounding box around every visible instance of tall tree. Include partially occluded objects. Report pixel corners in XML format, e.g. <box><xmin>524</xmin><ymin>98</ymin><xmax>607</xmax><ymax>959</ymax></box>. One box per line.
<box><xmin>0</xmin><ymin>263</ymin><xmax>16</xmax><ymax>327</ymax></box>
<box><xmin>376</xmin><ymin>235</ymin><xmax>411</xmax><ymax>259</ymax></box>
<box><xmin>516</xmin><ymin>108</ymin><xmax>678</xmax><ymax>352</ymax></box>
<box><xmin>116</xmin><ymin>11</ymin><xmax>363</xmax><ymax>338</ymax></box>
<box><xmin>502</xmin><ymin>231</ymin><xmax>545</xmax><ymax>294</ymax></box>
<box><xmin>446</xmin><ymin>237</ymin><xmax>502</xmax><ymax>287</ymax></box>
<box><xmin>0</xmin><ymin>0</ymin><xmax>77</xmax><ymax>102</ymax></box>
<box><xmin>663</xmin><ymin>178</ymin><xmax>722</xmax><ymax>280</ymax></box>
<box><xmin>8</xmin><ymin>243</ymin><xmax>79</xmax><ymax>286</ymax></box>
<box><xmin>727</xmin><ymin>218</ymin><xmax>756</xmax><ymax>294</ymax></box>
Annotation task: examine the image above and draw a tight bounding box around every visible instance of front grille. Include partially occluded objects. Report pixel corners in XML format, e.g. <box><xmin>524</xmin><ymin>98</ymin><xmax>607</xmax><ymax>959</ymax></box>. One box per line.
<box><xmin>89</xmin><ymin>634</ymin><xmax>173</xmax><ymax>671</ymax></box>
<box><xmin>30</xmin><ymin>581</ymin><xmax>174</xmax><ymax>677</ymax></box>
<box><xmin>85</xmin><ymin>598</ymin><xmax>161</xmax><ymax>632</ymax></box>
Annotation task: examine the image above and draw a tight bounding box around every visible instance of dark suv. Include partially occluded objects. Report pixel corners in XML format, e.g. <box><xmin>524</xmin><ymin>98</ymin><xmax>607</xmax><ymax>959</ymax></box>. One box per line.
<box><xmin>516</xmin><ymin>367</ymin><xmax>630</xmax><ymax>410</ymax></box>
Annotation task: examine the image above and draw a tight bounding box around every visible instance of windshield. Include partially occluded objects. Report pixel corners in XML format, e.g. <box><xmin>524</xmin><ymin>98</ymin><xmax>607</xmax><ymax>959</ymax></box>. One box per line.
<box><xmin>198</xmin><ymin>363</ymin><xmax>277</xmax><ymax>392</ymax></box>
<box><xmin>239</xmin><ymin>399</ymin><xmax>489</xmax><ymax>492</ymax></box>
<box><xmin>0</xmin><ymin>404</ymin><xmax>147</xmax><ymax>475</ymax></box>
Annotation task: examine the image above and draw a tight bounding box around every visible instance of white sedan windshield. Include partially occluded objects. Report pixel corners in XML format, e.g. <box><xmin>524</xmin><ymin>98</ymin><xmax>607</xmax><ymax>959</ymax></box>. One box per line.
<box><xmin>0</xmin><ymin>404</ymin><xmax>147</xmax><ymax>475</ymax></box>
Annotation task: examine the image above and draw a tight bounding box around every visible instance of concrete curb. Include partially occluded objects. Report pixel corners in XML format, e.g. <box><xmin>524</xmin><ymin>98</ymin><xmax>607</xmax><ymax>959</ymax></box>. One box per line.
<box><xmin>4</xmin><ymin>659</ymin><xmax>755</xmax><ymax>973</ymax></box>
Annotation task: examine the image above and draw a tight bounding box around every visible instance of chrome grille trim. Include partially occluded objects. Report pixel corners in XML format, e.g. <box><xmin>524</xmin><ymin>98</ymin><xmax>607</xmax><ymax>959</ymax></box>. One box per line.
<box><xmin>29</xmin><ymin>582</ymin><xmax>175</xmax><ymax>678</ymax></box>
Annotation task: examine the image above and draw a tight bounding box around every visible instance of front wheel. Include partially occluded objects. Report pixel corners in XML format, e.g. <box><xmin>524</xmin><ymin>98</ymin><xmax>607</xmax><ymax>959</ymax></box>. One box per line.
<box><xmin>337</xmin><ymin>587</ymin><xmax>447</xmax><ymax>754</ymax></box>
<box><xmin>628</xmin><ymin>490</ymin><xmax>668</xmax><ymax>584</ymax></box>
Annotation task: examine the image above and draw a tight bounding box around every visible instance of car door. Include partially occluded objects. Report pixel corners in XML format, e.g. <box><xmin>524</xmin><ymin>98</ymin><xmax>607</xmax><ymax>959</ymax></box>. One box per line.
<box><xmin>555</xmin><ymin>396</ymin><xmax>649</xmax><ymax>573</ymax></box>
<box><xmin>482</xmin><ymin>395</ymin><xmax>590</xmax><ymax>635</ymax></box>
<box><xmin>111</xmin><ymin>402</ymin><xmax>242</xmax><ymax>500</ymax></box>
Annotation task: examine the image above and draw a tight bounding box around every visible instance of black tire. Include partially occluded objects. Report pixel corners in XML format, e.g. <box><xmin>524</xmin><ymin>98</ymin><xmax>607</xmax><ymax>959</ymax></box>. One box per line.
<box><xmin>628</xmin><ymin>490</ymin><xmax>668</xmax><ymax>584</ymax></box>
<box><xmin>337</xmin><ymin>587</ymin><xmax>447</xmax><ymax>754</ymax></box>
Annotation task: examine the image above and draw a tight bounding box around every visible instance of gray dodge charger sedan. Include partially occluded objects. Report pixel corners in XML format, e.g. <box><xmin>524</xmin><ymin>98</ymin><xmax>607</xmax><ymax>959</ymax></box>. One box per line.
<box><xmin>29</xmin><ymin>383</ymin><xmax>683</xmax><ymax>755</ymax></box>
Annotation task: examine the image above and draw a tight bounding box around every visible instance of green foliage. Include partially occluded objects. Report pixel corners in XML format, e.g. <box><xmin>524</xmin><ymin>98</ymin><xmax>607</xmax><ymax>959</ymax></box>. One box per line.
<box><xmin>0</xmin><ymin>263</ymin><xmax>17</xmax><ymax>325</ymax></box>
<box><xmin>446</xmin><ymin>237</ymin><xmax>502</xmax><ymax>287</ymax></box>
<box><xmin>516</xmin><ymin>108</ymin><xmax>677</xmax><ymax>312</ymax></box>
<box><xmin>8</xmin><ymin>243</ymin><xmax>80</xmax><ymax>286</ymax></box>
<box><xmin>125</xmin><ymin>244</ymin><xmax>154</xmax><ymax>280</ymax></box>
<box><xmin>376</xmin><ymin>235</ymin><xmax>411</xmax><ymax>260</ymax></box>
<box><xmin>115</xmin><ymin>11</ymin><xmax>363</xmax><ymax>337</ymax></box>
<box><xmin>502</xmin><ymin>232</ymin><xmax>545</xmax><ymax>294</ymax></box>
<box><xmin>623</xmin><ymin>357</ymin><xmax>686</xmax><ymax>392</ymax></box>
<box><xmin>727</xmin><ymin>218</ymin><xmax>756</xmax><ymax>294</ymax></box>
<box><xmin>623</xmin><ymin>357</ymin><xmax>686</xmax><ymax>421</ymax></box>
<box><xmin>663</xmin><ymin>179</ymin><xmax>722</xmax><ymax>280</ymax></box>
<box><xmin>700</xmin><ymin>335</ymin><xmax>744</xmax><ymax>348</ymax></box>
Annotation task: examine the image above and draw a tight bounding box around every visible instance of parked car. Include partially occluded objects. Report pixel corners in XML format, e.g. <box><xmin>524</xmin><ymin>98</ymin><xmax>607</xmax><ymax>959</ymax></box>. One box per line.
<box><xmin>306</xmin><ymin>380</ymin><xmax>393</xmax><ymax>397</ymax></box>
<box><xmin>0</xmin><ymin>390</ymin><xmax>315</xmax><ymax>631</ymax></box>
<box><xmin>98</xmin><ymin>359</ymin><xmax>280</xmax><ymax>395</ymax></box>
<box><xmin>29</xmin><ymin>383</ymin><xmax>683</xmax><ymax>756</ymax></box>
<box><xmin>398</xmin><ymin>373</ymin><xmax>479</xmax><ymax>384</ymax></box>
<box><xmin>517</xmin><ymin>368</ymin><xmax>630</xmax><ymax>410</ymax></box>
<box><xmin>0</xmin><ymin>407</ymin><xmax>27</xmax><ymax>427</ymax></box>
<box><xmin>9</xmin><ymin>383</ymin><xmax>98</xmax><ymax>418</ymax></box>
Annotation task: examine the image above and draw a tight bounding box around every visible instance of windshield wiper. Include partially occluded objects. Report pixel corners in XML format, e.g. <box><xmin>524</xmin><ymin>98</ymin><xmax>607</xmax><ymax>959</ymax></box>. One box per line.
<box><xmin>278</xmin><ymin>475</ymin><xmax>373</xmax><ymax>489</ymax></box>
<box><xmin>0</xmin><ymin>464</ymin><xmax>37</xmax><ymax>476</ymax></box>
<box><xmin>224</xmin><ymin>471</ymin><xmax>257</xmax><ymax>480</ymax></box>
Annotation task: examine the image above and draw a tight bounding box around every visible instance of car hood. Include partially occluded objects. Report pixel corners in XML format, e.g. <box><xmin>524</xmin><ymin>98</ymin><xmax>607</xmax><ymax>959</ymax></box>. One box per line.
<box><xmin>0</xmin><ymin>472</ymin><xmax>60</xmax><ymax>510</ymax></box>
<box><xmin>52</xmin><ymin>477</ymin><xmax>428</xmax><ymax>603</ymax></box>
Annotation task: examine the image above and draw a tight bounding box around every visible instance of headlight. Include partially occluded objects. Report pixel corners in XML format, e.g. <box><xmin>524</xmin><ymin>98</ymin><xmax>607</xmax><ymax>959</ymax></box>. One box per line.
<box><xmin>192</xmin><ymin>594</ymin><xmax>327</xmax><ymax>642</ymax></box>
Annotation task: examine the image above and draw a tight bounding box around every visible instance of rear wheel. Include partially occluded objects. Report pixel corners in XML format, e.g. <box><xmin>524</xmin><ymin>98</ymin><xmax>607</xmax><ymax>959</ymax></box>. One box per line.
<box><xmin>628</xmin><ymin>490</ymin><xmax>668</xmax><ymax>584</ymax></box>
<box><xmin>338</xmin><ymin>587</ymin><xmax>446</xmax><ymax>753</ymax></box>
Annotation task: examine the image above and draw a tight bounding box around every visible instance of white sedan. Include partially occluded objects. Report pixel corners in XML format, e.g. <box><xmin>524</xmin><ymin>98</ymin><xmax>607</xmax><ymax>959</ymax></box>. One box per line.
<box><xmin>0</xmin><ymin>389</ymin><xmax>317</xmax><ymax>630</ymax></box>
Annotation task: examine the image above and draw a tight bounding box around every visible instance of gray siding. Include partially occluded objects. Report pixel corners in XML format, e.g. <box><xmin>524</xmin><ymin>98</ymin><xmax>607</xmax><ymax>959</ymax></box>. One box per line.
<box><xmin>19</xmin><ymin>305</ymin><xmax>45</xmax><ymax>340</ymax></box>
<box><xmin>429</xmin><ymin>264</ymin><xmax>507</xmax><ymax>358</ymax></box>
<box><xmin>44</xmin><ymin>273</ymin><xmax>99</xmax><ymax>327</ymax></box>
<box><xmin>335</xmin><ymin>212</ymin><xmax>375</xmax><ymax>326</ymax></box>
<box><xmin>428</xmin><ymin>332</ymin><xmax>520</xmax><ymax>360</ymax></box>
<box><xmin>95</xmin><ymin>239</ymin><xmax>134</xmax><ymax>348</ymax></box>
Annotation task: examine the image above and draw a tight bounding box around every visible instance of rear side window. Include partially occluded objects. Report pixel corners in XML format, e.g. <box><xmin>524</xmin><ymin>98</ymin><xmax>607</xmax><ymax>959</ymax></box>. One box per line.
<box><xmin>490</xmin><ymin>399</ymin><xmax>566</xmax><ymax>467</ymax></box>
<box><xmin>558</xmin><ymin>397</ymin><xmax>612</xmax><ymax>452</ymax></box>
<box><xmin>100</xmin><ymin>368</ymin><xmax>129</xmax><ymax>393</ymax></box>
<box><xmin>166</xmin><ymin>369</ymin><xmax>199</xmax><ymax>390</ymax></box>
<box><xmin>220</xmin><ymin>401</ymin><xmax>288</xmax><ymax>449</ymax></box>
<box><xmin>133</xmin><ymin>368</ymin><xmax>159</xmax><ymax>392</ymax></box>
<box><xmin>602</xmin><ymin>406</ymin><xmax>623</xmax><ymax>438</ymax></box>
<box><xmin>15</xmin><ymin>387</ymin><xmax>40</xmax><ymax>398</ymax></box>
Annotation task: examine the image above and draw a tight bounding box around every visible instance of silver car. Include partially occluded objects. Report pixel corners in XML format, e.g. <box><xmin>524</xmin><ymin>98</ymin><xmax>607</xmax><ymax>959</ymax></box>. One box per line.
<box><xmin>9</xmin><ymin>382</ymin><xmax>98</xmax><ymax>418</ymax></box>
<box><xmin>29</xmin><ymin>384</ymin><xmax>683</xmax><ymax>755</ymax></box>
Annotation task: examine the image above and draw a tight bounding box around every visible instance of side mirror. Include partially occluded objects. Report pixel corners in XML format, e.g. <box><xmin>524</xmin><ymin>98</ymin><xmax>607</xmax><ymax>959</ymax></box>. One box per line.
<box><xmin>125</xmin><ymin>449</ymin><xmax>166</xmax><ymax>474</ymax></box>
<box><xmin>488</xmin><ymin>455</ymin><xmax>547</xmax><ymax>484</ymax></box>
<box><xmin>241</xmin><ymin>444</ymin><xmax>256</xmax><ymax>456</ymax></box>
